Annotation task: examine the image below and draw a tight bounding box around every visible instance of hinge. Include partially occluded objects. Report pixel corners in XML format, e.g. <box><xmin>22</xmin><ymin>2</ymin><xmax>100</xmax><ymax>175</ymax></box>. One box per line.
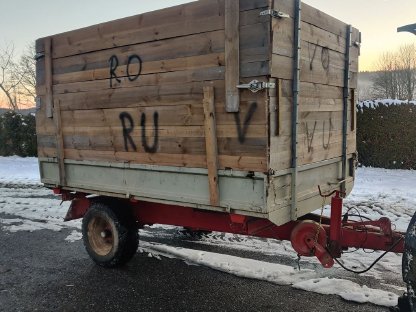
<box><xmin>260</xmin><ymin>9</ymin><xmax>290</xmax><ymax>19</ymax></box>
<box><xmin>237</xmin><ymin>80</ymin><xmax>276</xmax><ymax>93</ymax></box>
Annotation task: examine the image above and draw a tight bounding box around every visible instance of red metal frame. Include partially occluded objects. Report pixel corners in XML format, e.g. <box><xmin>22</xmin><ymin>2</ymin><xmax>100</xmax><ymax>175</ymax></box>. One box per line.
<box><xmin>59</xmin><ymin>189</ymin><xmax>405</xmax><ymax>268</ymax></box>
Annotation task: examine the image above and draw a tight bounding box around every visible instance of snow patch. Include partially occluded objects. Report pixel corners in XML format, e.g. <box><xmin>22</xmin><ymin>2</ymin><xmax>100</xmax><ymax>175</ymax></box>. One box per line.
<box><xmin>141</xmin><ymin>242</ymin><xmax>317</xmax><ymax>285</ymax></box>
<box><xmin>1</xmin><ymin>218</ymin><xmax>62</xmax><ymax>232</ymax></box>
<box><xmin>294</xmin><ymin>277</ymin><xmax>398</xmax><ymax>307</ymax></box>
<box><xmin>141</xmin><ymin>242</ymin><xmax>398</xmax><ymax>307</ymax></box>
<box><xmin>0</xmin><ymin>156</ymin><xmax>40</xmax><ymax>185</ymax></box>
<box><xmin>65</xmin><ymin>230</ymin><xmax>82</xmax><ymax>242</ymax></box>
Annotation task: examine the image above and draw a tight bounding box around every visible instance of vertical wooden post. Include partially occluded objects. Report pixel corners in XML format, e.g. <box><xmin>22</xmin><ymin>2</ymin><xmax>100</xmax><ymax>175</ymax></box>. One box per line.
<box><xmin>44</xmin><ymin>37</ymin><xmax>53</xmax><ymax>118</ymax></box>
<box><xmin>203</xmin><ymin>86</ymin><xmax>220</xmax><ymax>206</ymax></box>
<box><xmin>269</xmin><ymin>78</ymin><xmax>281</xmax><ymax>136</ymax></box>
<box><xmin>225</xmin><ymin>0</ymin><xmax>240</xmax><ymax>112</ymax></box>
<box><xmin>54</xmin><ymin>99</ymin><xmax>66</xmax><ymax>186</ymax></box>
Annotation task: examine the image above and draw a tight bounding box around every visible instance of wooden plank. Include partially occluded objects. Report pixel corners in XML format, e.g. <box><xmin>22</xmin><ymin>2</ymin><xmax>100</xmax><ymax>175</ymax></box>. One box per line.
<box><xmin>54</xmin><ymin>99</ymin><xmax>66</xmax><ymax>186</ymax></box>
<box><xmin>272</xmin><ymin>14</ymin><xmax>359</xmax><ymax>56</ymax></box>
<box><xmin>51</xmin><ymin>5</ymin><xmax>267</xmax><ymax>59</ymax></box>
<box><xmin>274</xmin><ymin>0</ymin><xmax>360</xmax><ymax>40</ymax></box>
<box><xmin>203</xmin><ymin>86</ymin><xmax>220</xmax><ymax>206</ymax></box>
<box><xmin>53</xmin><ymin>66</ymin><xmax>226</xmax><ymax>95</ymax></box>
<box><xmin>37</xmin><ymin>146</ymin><xmax>268</xmax><ymax>172</ymax></box>
<box><xmin>62</xmin><ymin>149</ymin><xmax>267</xmax><ymax>172</ymax></box>
<box><xmin>51</xmin><ymin>23</ymin><xmax>268</xmax><ymax>77</ymax></box>
<box><xmin>58</xmin><ymin>101</ymin><xmax>266</xmax><ymax>127</ymax></box>
<box><xmin>273</xmin><ymin>38</ymin><xmax>360</xmax><ymax>74</ymax></box>
<box><xmin>53</xmin><ymin>53</ymin><xmax>225</xmax><ymax>85</ymax></box>
<box><xmin>57</xmin><ymin>125</ymin><xmax>267</xmax><ymax>140</ymax></box>
<box><xmin>271</xmin><ymin>53</ymin><xmax>358</xmax><ymax>88</ymax></box>
<box><xmin>52</xmin><ymin>61</ymin><xmax>269</xmax><ymax>96</ymax></box>
<box><xmin>225</xmin><ymin>0</ymin><xmax>240</xmax><ymax>112</ymax></box>
<box><xmin>58</xmin><ymin>135</ymin><xmax>266</xmax><ymax>157</ymax></box>
<box><xmin>44</xmin><ymin>37</ymin><xmax>53</xmax><ymax>118</ymax></box>
<box><xmin>51</xmin><ymin>0</ymin><xmax>224</xmax><ymax>59</ymax></box>
<box><xmin>55</xmin><ymin>80</ymin><xmax>269</xmax><ymax>112</ymax></box>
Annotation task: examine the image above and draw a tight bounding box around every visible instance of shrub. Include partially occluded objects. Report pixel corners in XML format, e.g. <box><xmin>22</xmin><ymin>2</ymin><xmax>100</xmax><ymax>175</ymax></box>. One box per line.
<box><xmin>0</xmin><ymin>111</ymin><xmax>37</xmax><ymax>157</ymax></box>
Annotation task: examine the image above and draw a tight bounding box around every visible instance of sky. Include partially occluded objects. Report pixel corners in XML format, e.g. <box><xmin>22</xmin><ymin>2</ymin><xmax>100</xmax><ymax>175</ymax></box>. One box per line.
<box><xmin>0</xmin><ymin>0</ymin><xmax>415</xmax><ymax>72</ymax></box>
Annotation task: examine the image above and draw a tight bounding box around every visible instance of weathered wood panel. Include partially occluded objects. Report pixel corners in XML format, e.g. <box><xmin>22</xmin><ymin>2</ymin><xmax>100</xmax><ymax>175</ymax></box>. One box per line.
<box><xmin>49</xmin><ymin>0</ymin><xmax>269</xmax><ymax>59</ymax></box>
<box><xmin>50</xmin><ymin>25</ymin><xmax>269</xmax><ymax>78</ymax></box>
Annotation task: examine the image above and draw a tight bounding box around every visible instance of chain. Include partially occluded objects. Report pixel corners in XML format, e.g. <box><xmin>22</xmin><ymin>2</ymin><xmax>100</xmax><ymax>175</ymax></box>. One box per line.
<box><xmin>296</xmin><ymin>254</ymin><xmax>301</xmax><ymax>271</ymax></box>
<box><xmin>314</xmin><ymin>196</ymin><xmax>327</xmax><ymax>245</ymax></box>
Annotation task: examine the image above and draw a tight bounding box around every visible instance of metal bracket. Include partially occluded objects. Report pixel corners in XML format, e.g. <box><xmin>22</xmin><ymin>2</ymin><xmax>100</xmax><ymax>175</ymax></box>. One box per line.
<box><xmin>260</xmin><ymin>9</ymin><xmax>290</xmax><ymax>19</ymax></box>
<box><xmin>237</xmin><ymin>80</ymin><xmax>276</xmax><ymax>93</ymax></box>
<box><xmin>34</xmin><ymin>52</ymin><xmax>45</xmax><ymax>61</ymax></box>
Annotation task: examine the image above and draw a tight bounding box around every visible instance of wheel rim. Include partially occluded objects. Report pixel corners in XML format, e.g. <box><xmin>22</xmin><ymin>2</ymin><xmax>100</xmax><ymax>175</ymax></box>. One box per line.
<box><xmin>87</xmin><ymin>214</ymin><xmax>116</xmax><ymax>256</ymax></box>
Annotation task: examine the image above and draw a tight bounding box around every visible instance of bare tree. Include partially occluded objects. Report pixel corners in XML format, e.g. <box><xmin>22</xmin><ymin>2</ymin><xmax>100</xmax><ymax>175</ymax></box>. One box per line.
<box><xmin>0</xmin><ymin>44</ymin><xmax>20</xmax><ymax>110</ymax></box>
<box><xmin>0</xmin><ymin>42</ymin><xmax>36</xmax><ymax>111</ymax></box>
<box><xmin>371</xmin><ymin>44</ymin><xmax>416</xmax><ymax>101</ymax></box>
<box><xmin>397</xmin><ymin>44</ymin><xmax>416</xmax><ymax>101</ymax></box>
<box><xmin>16</xmin><ymin>43</ymin><xmax>36</xmax><ymax>102</ymax></box>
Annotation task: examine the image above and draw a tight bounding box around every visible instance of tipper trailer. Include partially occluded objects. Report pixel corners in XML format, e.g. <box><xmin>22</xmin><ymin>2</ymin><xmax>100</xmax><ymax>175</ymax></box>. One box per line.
<box><xmin>35</xmin><ymin>0</ymin><xmax>416</xmax><ymax>310</ymax></box>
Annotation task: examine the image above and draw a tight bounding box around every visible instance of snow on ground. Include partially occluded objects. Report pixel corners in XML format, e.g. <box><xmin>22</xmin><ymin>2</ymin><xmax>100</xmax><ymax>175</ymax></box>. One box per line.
<box><xmin>0</xmin><ymin>156</ymin><xmax>41</xmax><ymax>185</ymax></box>
<box><xmin>0</xmin><ymin>157</ymin><xmax>415</xmax><ymax>307</ymax></box>
<box><xmin>0</xmin><ymin>157</ymin><xmax>77</xmax><ymax>232</ymax></box>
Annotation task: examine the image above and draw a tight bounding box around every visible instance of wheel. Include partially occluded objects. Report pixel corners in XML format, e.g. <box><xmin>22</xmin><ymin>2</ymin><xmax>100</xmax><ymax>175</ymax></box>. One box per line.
<box><xmin>82</xmin><ymin>202</ymin><xmax>138</xmax><ymax>268</ymax></box>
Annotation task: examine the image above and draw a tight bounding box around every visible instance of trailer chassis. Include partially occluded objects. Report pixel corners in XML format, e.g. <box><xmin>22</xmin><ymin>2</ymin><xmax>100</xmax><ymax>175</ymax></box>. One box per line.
<box><xmin>55</xmin><ymin>187</ymin><xmax>415</xmax><ymax>311</ymax></box>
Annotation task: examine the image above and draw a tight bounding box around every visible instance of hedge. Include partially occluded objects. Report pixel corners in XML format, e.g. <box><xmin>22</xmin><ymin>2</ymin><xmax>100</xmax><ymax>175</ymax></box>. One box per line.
<box><xmin>357</xmin><ymin>103</ymin><xmax>416</xmax><ymax>169</ymax></box>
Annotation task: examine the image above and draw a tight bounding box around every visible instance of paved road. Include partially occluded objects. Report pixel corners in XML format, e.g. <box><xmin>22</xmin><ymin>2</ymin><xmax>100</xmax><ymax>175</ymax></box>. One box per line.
<box><xmin>0</xmin><ymin>221</ymin><xmax>388</xmax><ymax>312</ymax></box>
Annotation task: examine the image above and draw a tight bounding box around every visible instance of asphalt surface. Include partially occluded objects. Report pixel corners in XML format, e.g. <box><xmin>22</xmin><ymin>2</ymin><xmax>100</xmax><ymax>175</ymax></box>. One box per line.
<box><xmin>0</xmin><ymin>221</ymin><xmax>389</xmax><ymax>312</ymax></box>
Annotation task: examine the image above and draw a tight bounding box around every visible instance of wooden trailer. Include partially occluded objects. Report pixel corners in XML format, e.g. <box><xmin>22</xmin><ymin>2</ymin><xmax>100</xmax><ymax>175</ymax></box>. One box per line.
<box><xmin>35</xmin><ymin>4</ymin><xmax>416</xmax><ymax>309</ymax></box>
<box><xmin>35</xmin><ymin>0</ymin><xmax>359</xmax><ymax>227</ymax></box>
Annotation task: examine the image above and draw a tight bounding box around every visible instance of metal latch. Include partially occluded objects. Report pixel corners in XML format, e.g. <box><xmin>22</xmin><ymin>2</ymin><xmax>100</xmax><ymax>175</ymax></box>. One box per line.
<box><xmin>260</xmin><ymin>9</ymin><xmax>290</xmax><ymax>19</ymax></box>
<box><xmin>237</xmin><ymin>80</ymin><xmax>276</xmax><ymax>93</ymax></box>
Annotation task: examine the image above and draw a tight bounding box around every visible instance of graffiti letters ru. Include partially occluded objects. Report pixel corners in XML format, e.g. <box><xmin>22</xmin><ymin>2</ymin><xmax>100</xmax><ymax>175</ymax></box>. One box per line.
<box><xmin>110</xmin><ymin>54</ymin><xmax>159</xmax><ymax>154</ymax></box>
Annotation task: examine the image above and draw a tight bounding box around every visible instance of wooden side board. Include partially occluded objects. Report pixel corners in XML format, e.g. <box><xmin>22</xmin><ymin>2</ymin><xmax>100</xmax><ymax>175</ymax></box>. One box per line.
<box><xmin>269</xmin><ymin>0</ymin><xmax>358</xmax><ymax>171</ymax></box>
<box><xmin>36</xmin><ymin>0</ymin><xmax>271</xmax><ymax>174</ymax></box>
<box><xmin>270</xmin><ymin>82</ymin><xmax>356</xmax><ymax>170</ymax></box>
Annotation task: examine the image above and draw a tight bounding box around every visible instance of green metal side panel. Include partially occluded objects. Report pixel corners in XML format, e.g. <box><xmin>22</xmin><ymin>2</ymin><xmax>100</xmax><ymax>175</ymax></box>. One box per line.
<box><xmin>39</xmin><ymin>159</ymin><xmax>267</xmax><ymax>215</ymax></box>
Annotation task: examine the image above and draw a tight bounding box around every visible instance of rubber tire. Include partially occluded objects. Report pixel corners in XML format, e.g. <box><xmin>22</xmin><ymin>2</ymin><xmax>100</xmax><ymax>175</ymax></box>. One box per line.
<box><xmin>82</xmin><ymin>202</ymin><xmax>138</xmax><ymax>268</ymax></box>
